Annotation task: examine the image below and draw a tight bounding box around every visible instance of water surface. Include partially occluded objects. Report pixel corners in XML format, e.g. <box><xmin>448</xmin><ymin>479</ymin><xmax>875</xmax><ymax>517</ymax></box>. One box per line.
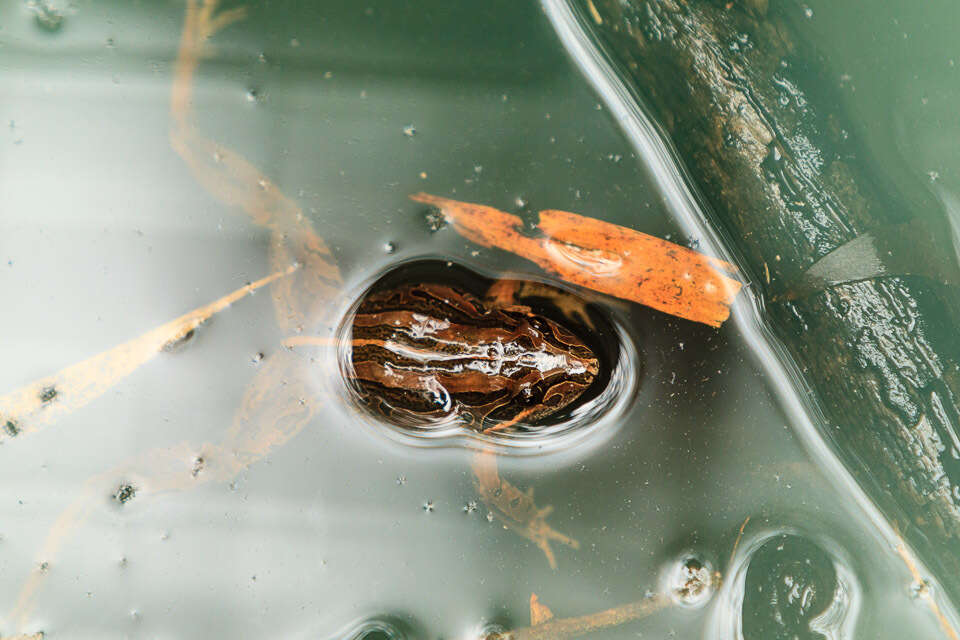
<box><xmin>0</xmin><ymin>1</ymin><xmax>955</xmax><ymax>638</ymax></box>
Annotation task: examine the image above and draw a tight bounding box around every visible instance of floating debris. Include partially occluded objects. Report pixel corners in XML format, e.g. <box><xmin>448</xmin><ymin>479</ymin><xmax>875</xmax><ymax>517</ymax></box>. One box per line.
<box><xmin>113</xmin><ymin>484</ymin><xmax>136</xmax><ymax>505</ymax></box>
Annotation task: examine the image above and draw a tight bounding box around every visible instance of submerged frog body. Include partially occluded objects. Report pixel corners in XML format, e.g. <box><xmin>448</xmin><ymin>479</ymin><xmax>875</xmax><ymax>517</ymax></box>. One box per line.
<box><xmin>350</xmin><ymin>283</ymin><xmax>600</xmax><ymax>431</ymax></box>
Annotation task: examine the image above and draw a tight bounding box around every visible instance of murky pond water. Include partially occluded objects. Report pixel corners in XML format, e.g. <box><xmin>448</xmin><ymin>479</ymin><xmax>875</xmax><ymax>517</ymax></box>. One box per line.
<box><xmin>1</xmin><ymin>1</ymin><xmax>957</xmax><ymax>638</ymax></box>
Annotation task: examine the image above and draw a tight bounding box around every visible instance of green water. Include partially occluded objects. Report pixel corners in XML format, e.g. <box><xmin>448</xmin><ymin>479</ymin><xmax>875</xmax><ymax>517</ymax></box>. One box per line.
<box><xmin>790</xmin><ymin>0</ymin><xmax>960</xmax><ymax>217</ymax></box>
<box><xmin>0</xmin><ymin>1</ymin><xmax>956</xmax><ymax>638</ymax></box>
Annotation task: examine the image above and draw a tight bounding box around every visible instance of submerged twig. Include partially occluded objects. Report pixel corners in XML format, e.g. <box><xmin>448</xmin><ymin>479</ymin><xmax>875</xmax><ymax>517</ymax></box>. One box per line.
<box><xmin>488</xmin><ymin>594</ymin><xmax>671</xmax><ymax>640</ymax></box>
<box><xmin>895</xmin><ymin>542</ymin><xmax>960</xmax><ymax>640</ymax></box>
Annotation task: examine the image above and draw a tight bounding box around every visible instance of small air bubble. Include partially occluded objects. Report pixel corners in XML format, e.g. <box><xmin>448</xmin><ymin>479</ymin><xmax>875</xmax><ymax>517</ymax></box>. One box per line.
<box><xmin>803</xmin><ymin>6</ymin><xmax>813</xmax><ymax>18</ymax></box>
<box><xmin>396</xmin><ymin>475</ymin><xmax>406</xmax><ymax>486</ymax></box>
<box><xmin>423</xmin><ymin>501</ymin><xmax>434</xmax><ymax>513</ymax></box>
<box><xmin>402</xmin><ymin>124</ymin><xmax>416</xmax><ymax>138</ymax></box>
<box><xmin>910</xmin><ymin>579</ymin><xmax>930</xmax><ymax>599</ymax></box>
<box><xmin>463</xmin><ymin>501</ymin><xmax>478</xmax><ymax>513</ymax></box>
<box><xmin>425</xmin><ymin>208</ymin><xmax>447</xmax><ymax>233</ymax></box>
<box><xmin>667</xmin><ymin>553</ymin><xmax>715</xmax><ymax>607</ymax></box>
<box><xmin>383</xmin><ymin>241</ymin><xmax>397</xmax><ymax>254</ymax></box>
<box><xmin>515</xmin><ymin>196</ymin><xmax>528</xmax><ymax>210</ymax></box>
<box><xmin>245</xmin><ymin>88</ymin><xmax>263</xmax><ymax>104</ymax></box>
<box><xmin>4</xmin><ymin>420</ymin><xmax>20</xmax><ymax>437</ymax></box>
<box><xmin>289</xmin><ymin>38</ymin><xmax>300</xmax><ymax>48</ymax></box>
<box><xmin>258</xmin><ymin>52</ymin><xmax>267</xmax><ymax>64</ymax></box>
<box><xmin>39</xmin><ymin>386</ymin><xmax>57</xmax><ymax>403</ymax></box>
<box><xmin>251</xmin><ymin>352</ymin><xmax>265</xmax><ymax>364</ymax></box>
<box><xmin>928</xmin><ymin>171</ymin><xmax>939</xmax><ymax>183</ymax></box>
<box><xmin>114</xmin><ymin>484</ymin><xmax>136</xmax><ymax>505</ymax></box>
<box><xmin>486</xmin><ymin>512</ymin><xmax>495</xmax><ymax>523</ymax></box>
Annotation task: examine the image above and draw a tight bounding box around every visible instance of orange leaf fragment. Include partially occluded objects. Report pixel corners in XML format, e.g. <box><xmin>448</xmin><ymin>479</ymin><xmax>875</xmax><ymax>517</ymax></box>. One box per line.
<box><xmin>410</xmin><ymin>193</ymin><xmax>743</xmax><ymax>327</ymax></box>
<box><xmin>530</xmin><ymin>593</ymin><xmax>555</xmax><ymax>626</ymax></box>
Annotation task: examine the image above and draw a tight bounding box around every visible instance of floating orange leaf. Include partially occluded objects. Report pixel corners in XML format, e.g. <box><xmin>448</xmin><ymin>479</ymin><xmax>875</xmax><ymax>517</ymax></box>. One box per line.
<box><xmin>410</xmin><ymin>193</ymin><xmax>742</xmax><ymax>327</ymax></box>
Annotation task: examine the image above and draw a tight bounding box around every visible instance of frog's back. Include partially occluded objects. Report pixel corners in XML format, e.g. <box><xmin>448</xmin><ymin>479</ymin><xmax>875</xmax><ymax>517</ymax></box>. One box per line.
<box><xmin>350</xmin><ymin>283</ymin><xmax>599</xmax><ymax>430</ymax></box>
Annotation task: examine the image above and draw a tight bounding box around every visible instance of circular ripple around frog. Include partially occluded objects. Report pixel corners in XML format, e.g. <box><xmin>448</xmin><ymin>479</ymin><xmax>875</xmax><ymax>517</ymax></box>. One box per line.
<box><xmin>334</xmin><ymin>260</ymin><xmax>640</xmax><ymax>453</ymax></box>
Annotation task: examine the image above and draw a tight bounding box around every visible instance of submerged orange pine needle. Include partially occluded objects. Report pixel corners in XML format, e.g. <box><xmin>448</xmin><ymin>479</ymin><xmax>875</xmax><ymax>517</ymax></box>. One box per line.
<box><xmin>529</xmin><ymin>593</ymin><xmax>555</xmax><ymax>626</ymax></box>
<box><xmin>410</xmin><ymin>192</ymin><xmax>742</xmax><ymax>327</ymax></box>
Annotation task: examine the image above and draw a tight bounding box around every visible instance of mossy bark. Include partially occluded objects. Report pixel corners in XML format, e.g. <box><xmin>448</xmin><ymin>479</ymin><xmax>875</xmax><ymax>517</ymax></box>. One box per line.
<box><xmin>588</xmin><ymin>0</ymin><xmax>960</xmax><ymax>598</ymax></box>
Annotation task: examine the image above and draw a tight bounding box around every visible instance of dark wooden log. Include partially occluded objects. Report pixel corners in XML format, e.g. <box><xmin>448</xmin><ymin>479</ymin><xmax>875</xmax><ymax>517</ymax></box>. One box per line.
<box><xmin>585</xmin><ymin>0</ymin><xmax>960</xmax><ymax>599</ymax></box>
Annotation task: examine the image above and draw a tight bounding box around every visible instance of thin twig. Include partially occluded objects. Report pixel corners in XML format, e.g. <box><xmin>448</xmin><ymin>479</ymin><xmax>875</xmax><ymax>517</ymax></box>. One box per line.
<box><xmin>490</xmin><ymin>594</ymin><xmax>670</xmax><ymax>640</ymax></box>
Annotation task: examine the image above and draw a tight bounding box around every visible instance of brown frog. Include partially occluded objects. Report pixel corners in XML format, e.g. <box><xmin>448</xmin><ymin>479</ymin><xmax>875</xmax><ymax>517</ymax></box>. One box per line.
<box><xmin>349</xmin><ymin>281</ymin><xmax>600</xmax><ymax>432</ymax></box>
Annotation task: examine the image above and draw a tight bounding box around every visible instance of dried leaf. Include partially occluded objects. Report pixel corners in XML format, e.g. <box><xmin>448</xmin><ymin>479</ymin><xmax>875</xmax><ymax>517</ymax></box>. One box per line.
<box><xmin>410</xmin><ymin>193</ymin><xmax>743</xmax><ymax>327</ymax></box>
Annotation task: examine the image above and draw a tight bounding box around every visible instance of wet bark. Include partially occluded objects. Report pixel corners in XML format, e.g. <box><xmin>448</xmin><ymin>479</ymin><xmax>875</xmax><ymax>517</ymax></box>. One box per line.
<box><xmin>586</xmin><ymin>0</ymin><xmax>960</xmax><ymax>598</ymax></box>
